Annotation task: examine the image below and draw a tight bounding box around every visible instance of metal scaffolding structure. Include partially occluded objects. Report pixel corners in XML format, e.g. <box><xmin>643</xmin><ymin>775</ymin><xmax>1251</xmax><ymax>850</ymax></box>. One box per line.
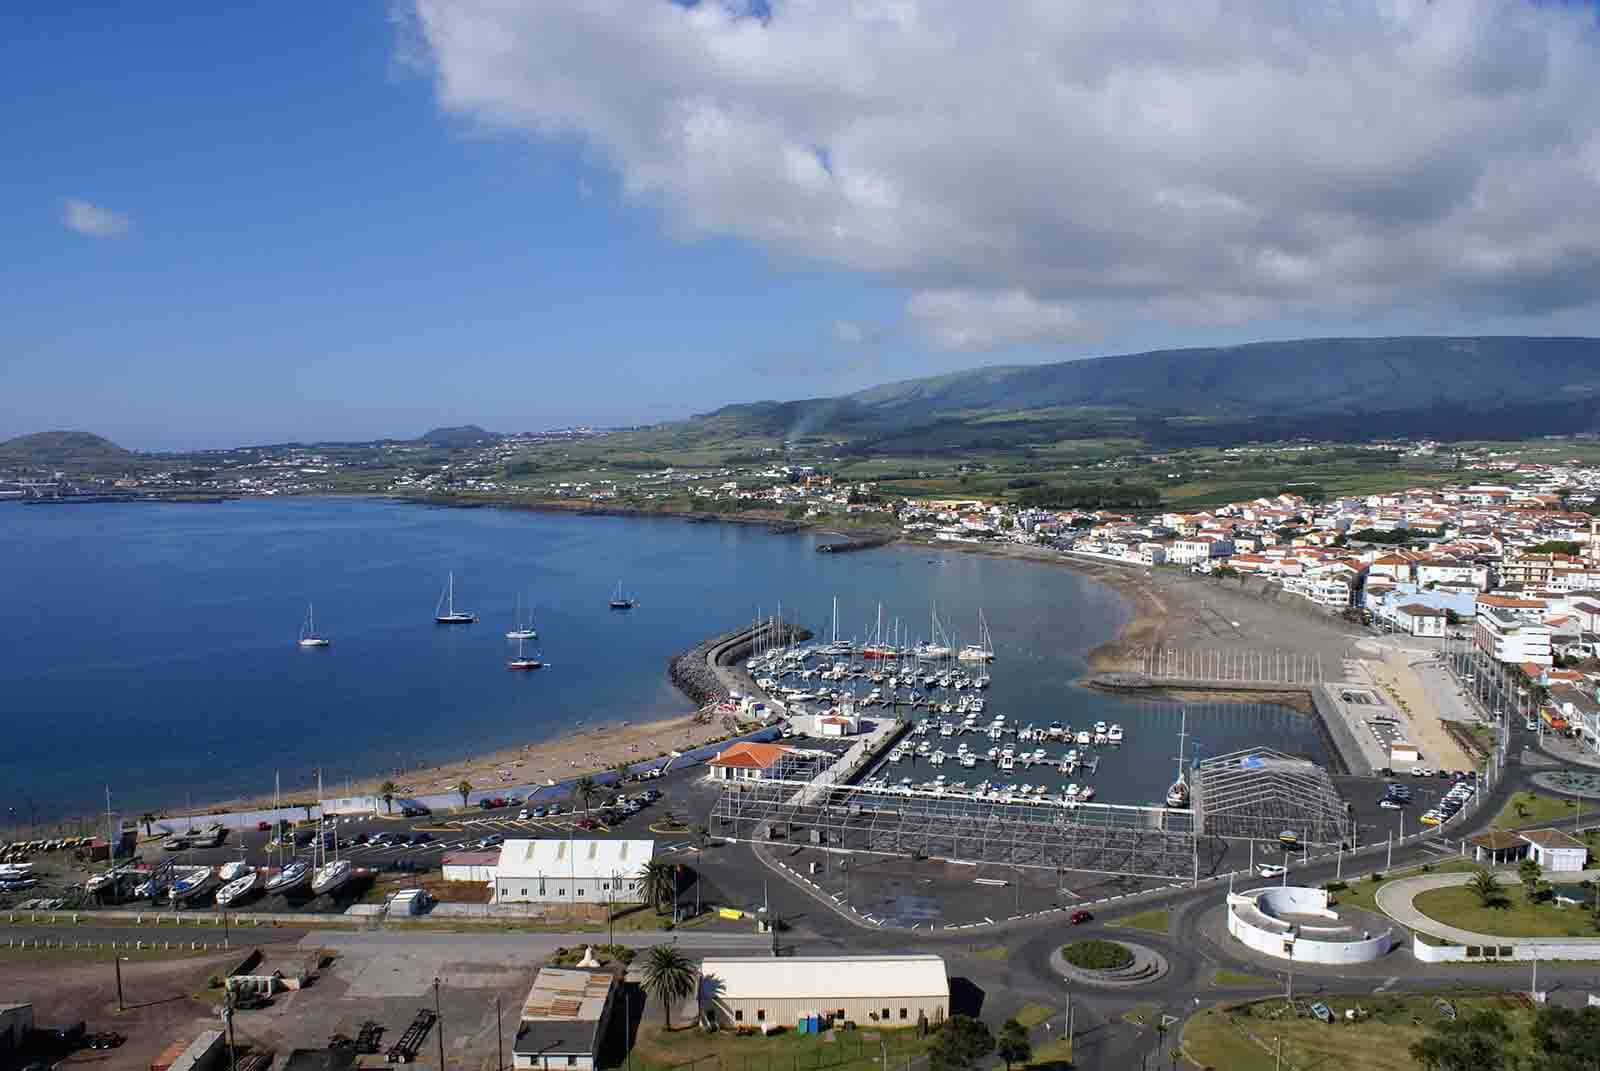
<box><xmin>1192</xmin><ymin>748</ymin><xmax>1350</xmax><ymax>846</ymax></box>
<box><xmin>710</xmin><ymin>780</ymin><xmax>1201</xmax><ymax>880</ymax></box>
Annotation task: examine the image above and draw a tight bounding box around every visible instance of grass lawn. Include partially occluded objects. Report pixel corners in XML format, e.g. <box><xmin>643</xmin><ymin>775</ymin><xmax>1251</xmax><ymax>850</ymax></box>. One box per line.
<box><xmin>1012</xmin><ymin>1003</ymin><xmax>1055</xmax><ymax>1029</ymax></box>
<box><xmin>1107</xmin><ymin>908</ymin><xmax>1169</xmax><ymax>935</ymax></box>
<box><xmin>1324</xmin><ymin>860</ymin><xmax>1476</xmax><ymax>914</ymax></box>
<box><xmin>1183</xmin><ymin>994</ymin><xmax>1536</xmax><ymax>1071</ymax></box>
<box><xmin>969</xmin><ymin>945</ymin><xmax>1009</xmax><ymax>962</ymax></box>
<box><xmin>630</xmin><ymin>1022</ymin><xmax>934</xmax><ymax>1071</ymax></box>
<box><xmin>1491</xmin><ymin>791</ymin><xmax>1580</xmax><ymax>829</ymax></box>
<box><xmin>1213</xmin><ymin>969</ymin><xmax>1275</xmax><ymax>988</ymax></box>
<box><xmin>1411</xmin><ymin>885</ymin><xmax>1600</xmax><ymax>939</ymax></box>
<box><xmin>1022</xmin><ymin>1037</ymin><xmax>1073</xmax><ymax>1068</ymax></box>
<box><xmin>1121</xmin><ymin>1004</ymin><xmax>1162</xmax><ymax>1028</ymax></box>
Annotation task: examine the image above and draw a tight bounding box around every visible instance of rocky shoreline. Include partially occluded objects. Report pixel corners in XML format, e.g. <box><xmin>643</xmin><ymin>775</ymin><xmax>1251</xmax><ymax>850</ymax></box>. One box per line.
<box><xmin>668</xmin><ymin>621</ymin><xmax>812</xmax><ymax>707</ymax></box>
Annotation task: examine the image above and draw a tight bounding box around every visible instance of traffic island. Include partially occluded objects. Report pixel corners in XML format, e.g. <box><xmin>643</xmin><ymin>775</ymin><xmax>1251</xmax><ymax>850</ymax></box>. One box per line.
<box><xmin>1049</xmin><ymin>938</ymin><xmax>1168</xmax><ymax>987</ymax></box>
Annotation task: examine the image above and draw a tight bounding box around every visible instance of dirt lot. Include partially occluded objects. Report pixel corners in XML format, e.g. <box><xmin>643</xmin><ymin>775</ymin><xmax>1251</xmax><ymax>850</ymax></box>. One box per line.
<box><xmin>0</xmin><ymin>949</ymin><xmax>242</xmax><ymax>1071</ymax></box>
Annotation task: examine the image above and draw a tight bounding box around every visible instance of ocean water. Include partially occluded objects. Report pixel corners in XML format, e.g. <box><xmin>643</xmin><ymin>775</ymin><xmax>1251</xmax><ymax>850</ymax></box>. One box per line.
<box><xmin>0</xmin><ymin>498</ymin><xmax>1325</xmax><ymax>821</ymax></box>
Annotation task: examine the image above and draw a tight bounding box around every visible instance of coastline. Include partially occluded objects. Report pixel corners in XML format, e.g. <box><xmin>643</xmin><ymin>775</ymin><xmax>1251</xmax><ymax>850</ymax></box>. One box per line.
<box><xmin>145</xmin><ymin>499</ymin><xmax>1321</xmax><ymax>825</ymax></box>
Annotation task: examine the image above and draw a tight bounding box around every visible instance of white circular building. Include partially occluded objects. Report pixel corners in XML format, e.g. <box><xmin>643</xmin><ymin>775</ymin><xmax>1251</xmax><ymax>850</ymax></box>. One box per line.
<box><xmin>1227</xmin><ymin>885</ymin><xmax>1393</xmax><ymax>965</ymax></box>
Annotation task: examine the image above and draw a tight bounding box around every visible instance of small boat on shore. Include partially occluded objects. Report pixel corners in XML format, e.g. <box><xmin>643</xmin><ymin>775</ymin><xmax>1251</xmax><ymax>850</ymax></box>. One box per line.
<box><xmin>265</xmin><ymin>861</ymin><xmax>311</xmax><ymax>896</ymax></box>
<box><xmin>298</xmin><ymin>603</ymin><xmax>330</xmax><ymax>647</ymax></box>
<box><xmin>170</xmin><ymin>865</ymin><xmax>216</xmax><ymax>903</ymax></box>
<box><xmin>216</xmin><ymin>869</ymin><xmax>263</xmax><ymax>907</ymax></box>
<box><xmin>435</xmin><ymin>572</ymin><xmax>477</xmax><ymax>624</ymax></box>
<box><xmin>311</xmin><ymin>858</ymin><xmax>354</xmax><ymax>897</ymax></box>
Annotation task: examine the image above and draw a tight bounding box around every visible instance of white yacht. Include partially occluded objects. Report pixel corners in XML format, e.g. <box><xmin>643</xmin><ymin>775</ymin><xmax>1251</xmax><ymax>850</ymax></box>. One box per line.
<box><xmin>298</xmin><ymin>603</ymin><xmax>330</xmax><ymax>647</ymax></box>
<box><xmin>1107</xmin><ymin>724</ymin><xmax>1124</xmax><ymax>744</ymax></box>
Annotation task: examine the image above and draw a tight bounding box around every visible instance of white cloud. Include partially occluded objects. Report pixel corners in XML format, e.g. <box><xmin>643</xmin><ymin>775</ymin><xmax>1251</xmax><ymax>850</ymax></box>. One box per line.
<box><xmin>830</xmin><ymin>319</ymin><xmax>870</xmax><ymax>345</ymax></box>
<box><xmin>906</xmin><ymin>289</ymin><xmax>1086</xmax><ymax>350</ymax></box>
<box><xmin>403</xmin><ymin>0</ymin><xmax>1600</xmax><ymax>338</ymax></box>
<box><xmin>61</xmin><ymin>199</ymin><xmax>131</xmax><ymax>239</ymax></box>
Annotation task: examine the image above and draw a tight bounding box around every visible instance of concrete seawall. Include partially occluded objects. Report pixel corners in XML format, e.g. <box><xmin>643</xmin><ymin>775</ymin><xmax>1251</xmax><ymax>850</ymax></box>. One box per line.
<box><xmin>668</xmin><ymin>622</ymin><xmax>812</xmax><ymax>707</ymax></box>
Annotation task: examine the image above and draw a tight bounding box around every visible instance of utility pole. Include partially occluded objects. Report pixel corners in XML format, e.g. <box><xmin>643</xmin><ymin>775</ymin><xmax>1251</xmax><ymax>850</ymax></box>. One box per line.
<box><xmin>224</xmin><ymin>987</ymin><xmax>238</xmax><ymax>1071</ymax></box>
<box><xmin>496</xmin><ymin>995</ymin><xmax>504</xmax><ymax>1071</ymax></box>
<box><xmin>114</xmin><ymin>955</ymin><xmax>125</xmax><ymax>1012</ymax></box>
<box><xmin>435</xmin><ymin>977</ymin><xmax>446</xmax><ymax>1071</ymax></box>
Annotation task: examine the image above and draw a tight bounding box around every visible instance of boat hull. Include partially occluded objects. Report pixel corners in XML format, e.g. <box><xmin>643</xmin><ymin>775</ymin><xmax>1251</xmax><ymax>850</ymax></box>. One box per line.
<box><xmin>435</xmin><ymin>614</ymin><xmax>476</xmax><ymax>624</ymax></box>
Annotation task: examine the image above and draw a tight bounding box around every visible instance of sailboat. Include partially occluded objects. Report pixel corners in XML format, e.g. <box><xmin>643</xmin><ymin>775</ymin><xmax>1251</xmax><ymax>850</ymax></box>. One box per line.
<box><xmin>958</xmin><ymin>609</ymin><xmax>996</xmax><ymax>662</ymax></box>
<box><xmin>915</xmin><ymin>603</ymin><xmax>952</xmax><ymax>660</ymax></box>
<box><xmin>609</xmin><ymin>580</ymin><xmax>636</xmax><ymax>610</ymax></box>
<box><xmin>298</xmin><ymin>603</ymin><xmax>330</xmax><ymax>648</ymax></box>
<box><xmin>216</xmin><ymin>868</ymin><xmax>263</xmax><ymax>907</ymax></box>
<box><xmin>506</xmin><ymin>593</ymin><xmax>538</xmax><ymax>640</ymax></box>
<box><xmin>311</xmin><ymin>773</ymin><xmax>355</xmax><ymax>897</ymax></box>
<box><xmin>1166</xmin><ymin>709</ymin><xmax>1191</xmax><ymax>809</ymax></box>
<box><xmin>507</xmin><ymin>633</ymin><xmax>544</xmax><ymax>671</ymax></box>
<box><xmin>824</xmin><ymin>596</ymin><xmax>853</xmax><ymax>656</ymax></box>
<box><xmin>264</xmin><ymin>771</ymin><xmax>312</xmax><ymax>896</ymax></box>
<box><xmin>435</xmin><ymin>572</ymin><xmax>477</xmax><ymax>624</ymax></box>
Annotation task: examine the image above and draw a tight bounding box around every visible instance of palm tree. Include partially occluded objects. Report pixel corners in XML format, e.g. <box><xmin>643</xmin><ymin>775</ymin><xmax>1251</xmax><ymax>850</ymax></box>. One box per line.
<box><xmin>641</xmin><ymin>943</ymin><xmax>696</xmax><ymax>1031</ymax></box>
<box><xmin>1469</xmin><ymin>867</ymin><xmax>1501</xmax><ymax>908</ymax></box>
<box><xmin>139</xmin><ymin>813</ymin><xmax>156</xmax><ymax>836</ymax></box>
<box><xmin>641</xmin><ymin>859</ymin><xmax>677</xmax><ymax>915</ymax></box>
<box><xmin>457</xmin><ymin>780</ymin><xmax>473</xmax><ymax>809</ymax></box>
<box><xmin>575</xmin><ymin>776</ymin><xmax>598</xmax><ymax>816</ymax></box>
<box><xmin>379</xmin><ymin>781</ymin><xmax>398</xmax><ymax>814</ymax></box>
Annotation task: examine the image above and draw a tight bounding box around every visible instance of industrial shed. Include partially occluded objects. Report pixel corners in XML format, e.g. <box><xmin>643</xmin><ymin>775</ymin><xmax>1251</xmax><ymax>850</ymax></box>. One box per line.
<box><xmin>494</xmin><ymin>839</ymin><xmax>654</xmax><ymax>904</ymax></box>
<box><xmin>697</xmin><ymin>956</ymin><xmax>948</xmax><ymax>1030</ymax></box>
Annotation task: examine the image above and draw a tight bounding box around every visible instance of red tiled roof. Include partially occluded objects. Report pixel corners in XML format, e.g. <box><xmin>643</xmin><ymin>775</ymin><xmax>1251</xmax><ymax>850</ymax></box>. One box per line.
<box><xmin>708</xmin><ymin>742</ymin><xmax>792</xmax><ymax>769</ymax></box>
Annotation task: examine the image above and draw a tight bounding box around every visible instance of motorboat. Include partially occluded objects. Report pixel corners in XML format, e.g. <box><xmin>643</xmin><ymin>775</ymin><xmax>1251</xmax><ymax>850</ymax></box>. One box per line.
<box><xmin>1075</xmin><ymin>730</ymin><xmax>1092</xmax><ymax>745</ymax></box>
<box><xmin>215</xmin><ymin>869</ymin><xmax>263</xmax><ymax>907</ymax></box>
<box><xmin>1166</xmin><ymin>778</ymin><xmax>1190</xmax><ymax>809</ymax></box>
<box><xmin>265</xmin><ymin>861</ymin><xmax>312</xmax><ymax>896</ymax></box>
<box><xmin>218</xmin><ymin>860</ymin><xmax>251</xmax><ymax>882</ymax></box>
<box><xmin>1107</xmin><ymin>724</ymin><xmax>1124</xmax><ymax>744</ymax></box>
<box><xmin>311</xmin><ymin>858</ymin><xmax>355</xmax><ymax>897</ymax></box>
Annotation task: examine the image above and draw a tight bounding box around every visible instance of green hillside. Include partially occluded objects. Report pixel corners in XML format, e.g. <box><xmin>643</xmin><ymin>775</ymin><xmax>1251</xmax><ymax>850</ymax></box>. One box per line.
<box><xmin>690</xmin><ymin>336</ymin><xmax>1600</xmax><ymax>452</ymax></box>
<box><xmin>0</xmin><ymin>430</ymin><xmax>130</xmax><ymax>466</ymax></box>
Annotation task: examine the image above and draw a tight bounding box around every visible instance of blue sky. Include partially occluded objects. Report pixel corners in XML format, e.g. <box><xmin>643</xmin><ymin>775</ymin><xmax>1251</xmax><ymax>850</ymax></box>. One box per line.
<box><xmin>5</xmin><ymin>3</ymin><xmax>1600</xmax><ymax>449</ymax></box>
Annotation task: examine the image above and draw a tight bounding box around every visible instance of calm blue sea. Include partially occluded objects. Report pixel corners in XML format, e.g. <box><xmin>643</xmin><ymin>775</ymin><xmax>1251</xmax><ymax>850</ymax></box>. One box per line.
<box><xmin>0</xmin><ymin>498</ymin><xmax>1325</xmax><ymax>821</ymax></box>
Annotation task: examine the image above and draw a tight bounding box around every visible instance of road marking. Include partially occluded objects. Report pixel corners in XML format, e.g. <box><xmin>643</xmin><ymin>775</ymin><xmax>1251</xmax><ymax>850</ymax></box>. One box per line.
<box><xmin>1373</xmin><ymin>977</ymin><xmax>1400</xmax><ymax>993</ymax></box>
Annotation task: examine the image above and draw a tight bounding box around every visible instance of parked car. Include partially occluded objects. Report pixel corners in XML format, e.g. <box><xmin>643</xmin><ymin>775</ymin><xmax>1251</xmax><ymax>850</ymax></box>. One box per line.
<box><xmin>87</xmin><ymin>1032</ymin><xmax>125</xmax><ymax>1050</ymax></box>
<box><xmin>1379</xmin><ymin>799</ymin><xmax>1404</xmax><ymax>809</ymax></box>
<box><xmin>1069</xmin><ymin>910</ymin><xmax>1093</xmax><ymax>924</ymax></box>
<box><xmin>532</xmin><ymin>806</ymin><xmax>548</xmax><ymax>818</ymax></box>
<box><xmin>407</xmin><ymin>832</ymin><xmax>431</xmax><ymax>846</ymax></box>
<box><xmin>1257</xmin><ymin>864</ymin><xmax>1287</xmax><ymax>878</ymax></box>
<box><xmin>256</xmin><ymin>821</ymin><xmax>272</xmax><ymax>832</ymax></box>
<box><xmin>517</xmin><ymin>809</ymin><xmax>531</xmax><ymax>820</ymax></box>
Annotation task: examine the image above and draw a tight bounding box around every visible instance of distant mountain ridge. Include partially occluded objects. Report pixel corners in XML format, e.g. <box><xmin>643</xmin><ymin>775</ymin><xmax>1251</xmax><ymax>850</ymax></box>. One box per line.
<box><xmin>419</xmin><ymin>425</ymin><xmax>497</xmax><ymax>447</ymax></box>
<box><xmin>692</xmin><ymin>336</ymin><xmax>1600</xmax><ymax>449</ymax></box>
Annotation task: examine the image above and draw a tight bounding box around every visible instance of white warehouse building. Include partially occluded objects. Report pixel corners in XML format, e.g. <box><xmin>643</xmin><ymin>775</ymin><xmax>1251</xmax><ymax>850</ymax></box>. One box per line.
<box><xmin>697</xmin><ymin>955</ymin><xmax>949</xmax><ymax>1030</ymax></box>
<box><xmin>493</xmin><ymin>839</ymin><xmax>655</xmax><ymax>905</ymax></box>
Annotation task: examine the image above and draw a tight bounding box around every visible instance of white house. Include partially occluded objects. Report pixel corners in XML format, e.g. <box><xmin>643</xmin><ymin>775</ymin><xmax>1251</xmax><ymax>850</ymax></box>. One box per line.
<box><xmin>1475</xmin><ymin>606</ymin><xmax>1553</xmax><ymax>667</ymax></box>
<box><xmin>493</xmin><ymin>839</ymin><xmax>654</xmax><ymax>905</ymax></box>
<box><xmin>1520</xmin><ymin>829</ymin><xmax>1588</xmax><ymax>873</ymax></box>
<box><xmin>1392</xmin><ymin>603</ymin><xmax>1447</xmax><ymax>638</ymax></box>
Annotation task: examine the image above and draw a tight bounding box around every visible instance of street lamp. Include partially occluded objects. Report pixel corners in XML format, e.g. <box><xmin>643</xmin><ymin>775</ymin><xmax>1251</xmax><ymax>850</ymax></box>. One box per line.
<box><xmin>435</xmin><ymin>977</ymin><xmax>446</xmax><ymax>1071</ymax></box>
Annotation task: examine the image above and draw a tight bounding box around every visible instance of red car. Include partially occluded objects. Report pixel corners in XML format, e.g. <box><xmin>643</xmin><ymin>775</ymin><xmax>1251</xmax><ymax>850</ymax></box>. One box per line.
<box><xmin>256</xmin><ymin>821</ymin><xmax>271</xmax><ymax>832</ymax></box>
<box><xmin>575</xmin><ymin>817</ymin><xmax>599</xmax><ymax>831</ymax></box>
<box><xmin>1069</xmin><ymin>910</ymin><xmax>1093</xmax><ymax>925</ymax></box>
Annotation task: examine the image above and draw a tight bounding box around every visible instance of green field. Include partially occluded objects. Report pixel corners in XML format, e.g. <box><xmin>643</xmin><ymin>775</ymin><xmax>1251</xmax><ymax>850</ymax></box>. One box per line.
<box><xmin>1491</xmin><ymin>791</ymin><xmax>1582</xmax><ymax>829</ymax></box>
<box><xmin>1183</xmin><ymin>994</ymin><xmax>1536</xmax><ymax>1071</ymax></box>
<box><xmin>629</xmin><ymin>1021</ymin><xmax>935</xmax><ymax>1071</ymax></box>
<box><xmin>1106</xmin><ymin>908</ymin><xmax>1169</xmax><ymax>935</ymax></box>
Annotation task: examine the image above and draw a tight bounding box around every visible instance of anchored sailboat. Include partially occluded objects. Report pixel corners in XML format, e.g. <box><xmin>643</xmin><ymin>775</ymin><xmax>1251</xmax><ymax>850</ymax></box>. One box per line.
<box><xmin>298</xmin><ymin>603</ymin><xmax>330</xmax><ymax>648</ymax></box>
<box><xmin>507</xmin><ymin>633</ymin><xmax>544</xmax><ymax>671</ymax></box>
<box><xmin>608</xmin><ymin>580</ymin><xmax>636</xmax><ymax>610</ymax></box>
<box><xmin>506</xmin><ymin>593</ymin><xmax>538</xmax><ymax>640</ymax></box>
<box><xmin>435</xmin><ymin>572</ymin><xmax>477</xmax><ymax>624</ymax></box>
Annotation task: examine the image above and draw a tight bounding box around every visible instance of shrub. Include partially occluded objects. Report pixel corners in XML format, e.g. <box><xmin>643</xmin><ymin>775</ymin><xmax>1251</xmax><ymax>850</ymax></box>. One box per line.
<box><xmin>1323</xmin><ymin>881</ymin><xmax>1347</xmax><ymax>892</ymax></box>
<box><xmin>1370</xmin><ymin>872</ymin><xmax>1385</xmax><ymax>883</ymax></box>
<box><xmin>1060</xmin><ymin>940</ymin><xmax>1135</xmax><ymax>971</ymax></box>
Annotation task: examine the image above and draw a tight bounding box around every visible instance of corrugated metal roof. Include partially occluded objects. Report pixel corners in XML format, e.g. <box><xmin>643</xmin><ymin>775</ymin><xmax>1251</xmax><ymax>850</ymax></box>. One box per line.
<box><xmin>698</xmin><ymin>956</ymin><xmax>948</xmax><ymax>1001</ymax></box>
<box><xmin>496</xmin><ymin>838</ymin><xmax>655</xmax><ymax>880</ymax></box>
<box><xmin>522</xmin><ymin>968</ymin><xmax>614</xmax><ymax>1022</ymax></box>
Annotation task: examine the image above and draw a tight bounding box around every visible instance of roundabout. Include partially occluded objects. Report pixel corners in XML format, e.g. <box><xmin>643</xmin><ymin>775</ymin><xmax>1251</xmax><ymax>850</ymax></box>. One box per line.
<box><xmin>1532</xmin><ymin>769</ymin><xmax>1600</xmax><ymax>799</ymax></box>
<box><xmin>1050</xmin><ymin>937</ymin><xmax>1169</xmax><ymax>987</ymax></box>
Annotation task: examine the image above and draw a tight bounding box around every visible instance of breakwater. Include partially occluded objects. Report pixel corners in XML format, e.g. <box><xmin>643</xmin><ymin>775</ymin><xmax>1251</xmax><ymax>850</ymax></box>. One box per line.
<box><xmin>816</xmin><ymin>532</ymin><xmax>895</xmax><ymax>554</ymax></box>
<box><xmin>669</xmin><ymin>621</ymin><xmax>812</xmax><ymax>706</ymax></box>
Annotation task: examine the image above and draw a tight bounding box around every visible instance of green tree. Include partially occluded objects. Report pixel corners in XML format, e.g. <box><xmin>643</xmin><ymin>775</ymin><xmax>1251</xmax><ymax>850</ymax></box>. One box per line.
<box><xmin>640</xmin><ymin>859</ymin><xmax>677</xmax><ymax>915</ymax></box>
<box><xmin>929</xmin><ymin>1015</ymin><xmax>995</xmax><ymax>1071</ymax></box>
<box><xmin>1409</xmin><ymin>1009</ymin><xmax>1513</xmax><ymax>1071</ymax></box>
<box><xmin>574</xmin><ymin>775</ymin><xmax>598</xmax><ymax>816</ymax></box>
<box><xmin>1531</xmin><ymin>1004</ymin><xmax>1600</xmax><ymax>1069</ymax></box>
<box><xmin>456</xmin><ymin>779</ymin><xmax>473</xmax><ymax>809</ymax></box>
<box><xmin>641</xmin><ymin>943</ymin><xmax>696</xmax><ymax>1031</ymax></box>
<box><xmin>997</xmin><ymin>1019</ymin><xmax>1032</xmax><ymax>1071</ymax></box>
<box><xmin>379</xmin><ymin>781</ymin><xmax>398</xmax><ymax>814</ymax></box>
<box><xmin>1521</xmin><ymin>858</ymin><xmax>1546</xmax><ymax>903</ymax></box>
<box><xmin>1468</xmin><ymin>867</ymin><xmax>1503</xmax><ymax>908</ymax></box>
